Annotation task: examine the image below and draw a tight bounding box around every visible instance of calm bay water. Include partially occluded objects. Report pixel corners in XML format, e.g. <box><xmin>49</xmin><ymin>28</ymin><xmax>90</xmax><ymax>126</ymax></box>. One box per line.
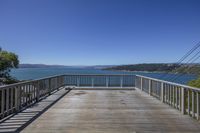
<box><xmin>10</xmin><ymin>67</ymin><xmax>197</xmax><ymax>85</ymax></box>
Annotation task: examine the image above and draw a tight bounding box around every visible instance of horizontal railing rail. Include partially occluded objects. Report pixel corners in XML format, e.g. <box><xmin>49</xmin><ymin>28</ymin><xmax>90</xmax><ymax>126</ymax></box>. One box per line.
<box><xmin>135</xmin><ymin>75</ymin><xmax>200</xmax><ymax>120</ymax></box>
<box><xmin>0</xmin><ymin>74</ymin><xmax>135</xmax><ymax>120</ymax></box>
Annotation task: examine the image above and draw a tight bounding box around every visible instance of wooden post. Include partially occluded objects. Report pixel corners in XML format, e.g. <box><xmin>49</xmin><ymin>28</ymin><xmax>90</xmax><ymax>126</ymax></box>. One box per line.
<box><xmin>197</xmin><ymin>92</ymin><xmax>199</xmax><ymax>120</ymax></box>
<box><xmin>56</xmin><ymin>77</ymin><xmax>58</xmax><ymax>90</ymax></box>
<box><xmin>141</xmin><ymin>77</ymin><xmax>143</xmax><ymax>91</ymax></box>
<box><xmin>164</xmin><ymin>84</ymin><xmax>167</xmax><ymax>102</ymax></box>
<box><xmin>170</xmin><ymin>85</ymin><xmax>172</xmax><ymax>106</ymax></box>
<box><xmin>57</xmin><ymin>77</ymin><xmax>60</xmax><ymax>90</ymax></box>
<box><xmin>173</xmin><ymin>86</ymin><xmax>175</xmax><ymax>107</ymax></box>
<box><xmin>106</xmin><ymin>76</ymin><xmax>109</xmax><ymax>87</ymax></box>
<box><xmin>1</xmin><ymin>89</ymin><xmax>5</xmax><ymax>117</ymax></box>
<box><xmin>149</xmin><ymin>79</ymin><xmax>151</xmax><ymax>96</ymax></box>
<box><xmin>179</xmin><ymin>87</ymin><xmax>181</xmax><ymax>110</ymax></box>
<box><xmin>77</xmin><ymin>76</ymin><xmax>80</xmax><ymax>87</ymax></box>
<box><xmin>15</xmin><ymin>86</ymin><xmax>20</xmax><ymax>112</ymax></box>
<box><xmin>6</xmin><ymin>88</ymin><xmax>9</xmax><ymax>113</ymax></box>
<box><xmin>134</xmin><ymin>76</ymin><xmax>137</xmax><ymax>89</ymax></box>
<box><xmin>49</xmin><ymin>79</ymin><xmax>51</xmax><ymax>95</ymax></box>
<box><xmin>36</xmin><ymin>81</ymin><xmax>40</xmax><ymax>102</ymax></box>
<box><xmin>188</xmin><ymin>90</ymin><xmax>190</xmax><ymax>115</ymax></box>
<box><xmin>62</xmin><ymin>75</ymin><xmax>65</xmax><ymax>86</ymax></box>
<box><xmin>91</xmin><ymin>77</ymin><xmax>94</xmax><ymax>88</ymax></box>
<box><xmin>176</xmin><ymin>87</ymin><xmax>178</xmax><ymax>109</ymax></box>
<box><xmin>161</xmin><ymin>82</ymin><xmax>164</xmax><ymax>102</ymax></box>
<box><xmin>120</xmin><ymin>76</ymin><xmax>123</xmax><ymax>88</ymax></box>
<box><xmin>10</xmin><ymin>88</ymin><xmax>14</xmax><ymax>112</ymax></box>
<box><xmin>181</xmin><ymin>87</ymin><xmax>185</xmax><ymax>115</ymax></box>
<box><xmin>192</xmin><ymin>91</ymin><xmax>195</xmax><ymax>118</ymax></box>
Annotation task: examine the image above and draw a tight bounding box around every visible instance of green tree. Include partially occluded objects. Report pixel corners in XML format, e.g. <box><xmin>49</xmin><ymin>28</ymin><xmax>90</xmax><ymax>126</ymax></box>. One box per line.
<box><xmin>0</xmin><ymin>47</ymin><xmax>19</xmax><ymax>83</ymax></box>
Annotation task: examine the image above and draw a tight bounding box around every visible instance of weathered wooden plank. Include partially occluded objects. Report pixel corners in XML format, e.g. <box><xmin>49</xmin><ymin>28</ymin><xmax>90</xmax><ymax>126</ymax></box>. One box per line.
<box><xmin>21</xmin><ymin>90</ymin><xmax>200</xmax><ymax>133</ymax></box>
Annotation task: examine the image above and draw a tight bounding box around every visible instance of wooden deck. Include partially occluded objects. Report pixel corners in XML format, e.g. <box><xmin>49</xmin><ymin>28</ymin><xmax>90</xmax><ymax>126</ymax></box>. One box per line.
<box><xmin>18</xmin><ymin>89</ymin><xmax>200</xmax><ymax>133</ymax></box>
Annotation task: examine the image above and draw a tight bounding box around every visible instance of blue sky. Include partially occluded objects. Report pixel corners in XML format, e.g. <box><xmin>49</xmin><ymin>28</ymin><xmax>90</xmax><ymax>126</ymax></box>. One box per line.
<box><xmin>0</xmin><ymin>0</ymin><xmax>200</xmax><ymax>65</ymax></box>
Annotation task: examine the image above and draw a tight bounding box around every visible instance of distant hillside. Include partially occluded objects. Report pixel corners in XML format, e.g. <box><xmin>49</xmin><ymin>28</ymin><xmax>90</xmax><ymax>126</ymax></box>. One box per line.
<box><xmin>86</xmin><ymin>65</ymin><xmax>117</xmax><ymax>69</ymax></box>
<box><xmin>19</xmin><ymin>64</ymin><xmax>116</xmax><ymax>69</ymax></box>
<box><xmin>19</xmin><ymin>64</ymin><xmax>67</xmax><ymax>68</ymax></box>
<box><xmin>104</xmin><ymin>63</ymin><xmax>200</xmax><ymax>75</ymax></box>
<box><xmin>104</xmin><ymin>63</ymin><xmax>180</xmax><ymax>72</ymax></box>
<box><xmin>172</xmin><ymin>65</ymin><xmax>200</xmax><ymax>75</ymax></box>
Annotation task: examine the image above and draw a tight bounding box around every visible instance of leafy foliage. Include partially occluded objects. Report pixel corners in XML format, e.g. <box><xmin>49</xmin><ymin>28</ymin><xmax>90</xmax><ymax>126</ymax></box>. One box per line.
<box><xmin>0</xmin><ymin>48</ymin><xmax>19</xmax><ymax>83</ymax></box>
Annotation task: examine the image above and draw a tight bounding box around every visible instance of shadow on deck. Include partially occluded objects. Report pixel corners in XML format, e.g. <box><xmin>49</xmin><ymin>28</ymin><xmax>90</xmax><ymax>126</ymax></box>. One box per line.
<box><xmin>0</xmin><ymin>88</ymin><xmax>71</xmax><ymax>133</ymax></box>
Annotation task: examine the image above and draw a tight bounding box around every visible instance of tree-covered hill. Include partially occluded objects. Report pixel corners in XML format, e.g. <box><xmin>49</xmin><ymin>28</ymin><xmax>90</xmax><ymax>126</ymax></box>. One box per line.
<box><xmin>104</xmin><ymin>63</ymin><xmax>181</xmax><ymax>72</ymax></box>
<box><xmin>104</xmin><ymin>63</ymin><xmax>200</xmax><ymax>75</ymax></box>
<box><xmin>172</xmin><ymin>65</ymin><xmax>200</xmax><ymax>75</ymax></box>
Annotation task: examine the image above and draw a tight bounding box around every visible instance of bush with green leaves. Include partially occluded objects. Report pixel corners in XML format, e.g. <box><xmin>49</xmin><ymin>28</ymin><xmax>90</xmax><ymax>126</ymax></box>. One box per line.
<box><xmin>0</xmin><ymin>47</ymin><xmax>19</xmax><ymax>83</ymax></box>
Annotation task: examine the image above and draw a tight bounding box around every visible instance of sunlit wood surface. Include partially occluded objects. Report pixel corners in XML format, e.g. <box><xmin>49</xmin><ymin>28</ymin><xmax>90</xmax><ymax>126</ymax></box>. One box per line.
<box><xmin>21</xmin><ymin>89</ymin><xmax>200</xmax><ymax>133</ymax></box>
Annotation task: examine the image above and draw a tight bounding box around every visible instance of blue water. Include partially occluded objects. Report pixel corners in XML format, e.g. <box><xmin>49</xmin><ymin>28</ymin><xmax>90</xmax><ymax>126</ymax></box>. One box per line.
<box><xmin>10</xmin><ymin>67</ymin><xmax>197</xmax><ymax>84</ymax></box>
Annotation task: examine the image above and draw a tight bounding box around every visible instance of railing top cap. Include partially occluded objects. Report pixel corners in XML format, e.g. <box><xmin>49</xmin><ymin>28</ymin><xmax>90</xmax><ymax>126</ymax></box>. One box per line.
<box><xmin>64</xmin><ymin>74</ymin><xmax>135</xmax><ymax>76</ymax></box>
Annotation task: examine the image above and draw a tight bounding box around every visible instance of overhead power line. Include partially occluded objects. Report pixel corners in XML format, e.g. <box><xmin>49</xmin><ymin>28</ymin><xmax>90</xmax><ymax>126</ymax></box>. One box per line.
<box><xmin>171</xmin><ymin>54</ymin><xmax>200</xmax><ymax>82</ymax></box>
<box><xmin>158</xmin><ymin>41</ymin><xmax>200</xmax><ymax>80</ymax></box>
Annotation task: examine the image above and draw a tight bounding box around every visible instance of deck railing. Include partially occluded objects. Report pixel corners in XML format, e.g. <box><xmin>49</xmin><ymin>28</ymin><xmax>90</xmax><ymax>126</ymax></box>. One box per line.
<box><xmin>0</xmin><ymin>75</ymin><xmax>65</xmax><ymax>120</ymax></box>
<box><xmin>135</xmin><ymin>75</ymin><xmax>200</xmax><ymax>120</ymax></box>
<box><xmin>1</xmin><ymin>74</ymin><xmax>200</xmax><ymax>121</ymax></box>
<box><xmin>0</xmin><ymin>74</ymin><xmax>135</xmax><ymax>120</ymax></box>
<box><xmin>64</xmin><ymin>74</ymin><xmax>135</xmax><ymax>88</ymax></box>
